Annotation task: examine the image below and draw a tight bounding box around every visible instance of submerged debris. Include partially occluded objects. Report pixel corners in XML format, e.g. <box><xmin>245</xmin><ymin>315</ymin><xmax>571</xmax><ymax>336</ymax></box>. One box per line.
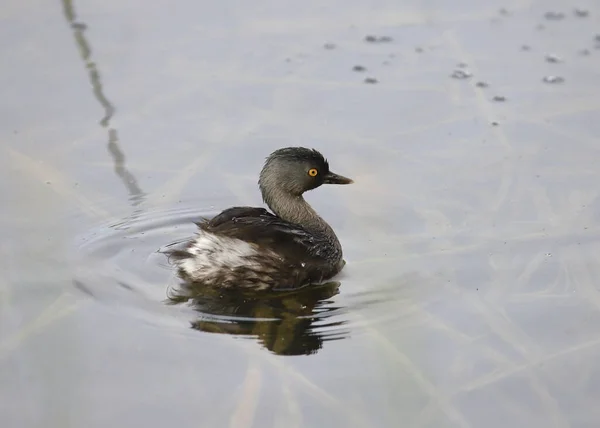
<box><xmin>364</xmin><ymin>35</ymin><xmax>393</xmax><ymax>43</ymax></box>
<box><xmin>574</xmin><ymin>8</ymin><xmax>589</xmax><ymax>17</ymax></box>
<box><xmin>492</xmin><ymin>95</ymin><xmax>506</xmax><ymax>102</ymax></box>
<box><xmin>545</xmin><ymin>54</ymin><xmax>563</xmax><ymax>63</ymax></box>
<box><xmin>521</xmin><ymin>44</ymin><xmax>531</xmax><ymax>51</ymax></box>
<box><xmin>364</xmin><ymin>77</ymin><xmax>378</xmax><ymax>84</ymax></box>
<box><xmin>450</xmin><ymin>69</ymin><xmax>472</xmax><ymax>79</ymax></box>
<box><xmin>352</xmin><ymin>65</ymin><xmax>367</xmax><ymax>72</ymax></box>
<box><xmin>579</xmin><ymin>49</ymin><xmax>591</xmax><ymax>56</ymax></box>
<box><xmin>475</xmin><ymin>81</ymin><xmax>489</xmax><ymax>88</ymax></box>
<box><xmin>542</xmin><ymin>75</ymin><xmax>565</xmax><ymax>84</ymax></box>
<box><xmin>544</xmin><ymin>11</ymin><xmax>565</xmax><ymax>20</ymax></box>
<box><xmin>323</xmin><ymin>43</ymin><xmax>337</xmax><ymax>50</ymax></box>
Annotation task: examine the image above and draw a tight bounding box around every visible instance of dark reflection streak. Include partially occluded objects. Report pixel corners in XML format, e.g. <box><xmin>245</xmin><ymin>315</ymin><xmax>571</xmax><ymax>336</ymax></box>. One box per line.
<box><xmin>61</xmin><ymin>0</ymin><xmax>145</xmax><ymax>206</ymax></box>
<box><xmin>62</xmin><ymin>0</ymin><xmax>114</xmax><ymax>127</ymax></box>
<box><xmin>108</xmin><ymin>129</ymin><xmax>145</xmax><ymax>205</ymax></box>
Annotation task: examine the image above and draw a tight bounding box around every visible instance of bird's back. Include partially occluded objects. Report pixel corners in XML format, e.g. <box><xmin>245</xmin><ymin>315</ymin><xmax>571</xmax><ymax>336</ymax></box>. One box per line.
<box><xmin>170</xmin><ymin>206</ymin><xmax>342</xmax><ymax>291</ymax></box>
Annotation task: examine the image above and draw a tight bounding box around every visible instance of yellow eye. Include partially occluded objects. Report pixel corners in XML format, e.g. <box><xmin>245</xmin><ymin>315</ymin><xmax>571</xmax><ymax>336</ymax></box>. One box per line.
<box><xmin>308</xmin><ymin>168</ymin><xmax>318</xmax><ymax>177</ymax></box>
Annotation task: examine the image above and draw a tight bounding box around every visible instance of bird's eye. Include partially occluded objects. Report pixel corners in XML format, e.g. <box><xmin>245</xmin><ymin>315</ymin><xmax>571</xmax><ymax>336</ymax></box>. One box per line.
<box><xmin>308</xmin><ymin>168</ymin><xmax>318</xmax><ymax>177</ymax></box>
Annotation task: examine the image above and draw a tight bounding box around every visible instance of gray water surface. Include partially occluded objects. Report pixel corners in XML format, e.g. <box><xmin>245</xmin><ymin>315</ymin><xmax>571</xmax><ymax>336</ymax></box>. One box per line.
<box><xmin>2</xmin><ymin>0</ymin><xmax>600</xmax><ymax>427</ymax></box>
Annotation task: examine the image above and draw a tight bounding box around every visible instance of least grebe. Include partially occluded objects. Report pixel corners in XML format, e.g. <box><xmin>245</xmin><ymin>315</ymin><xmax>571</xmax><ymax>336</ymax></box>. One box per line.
<box><xmin>172</xmin><ymin>147</ymin><xmax>353</xmax><ymax>291</ymax></box>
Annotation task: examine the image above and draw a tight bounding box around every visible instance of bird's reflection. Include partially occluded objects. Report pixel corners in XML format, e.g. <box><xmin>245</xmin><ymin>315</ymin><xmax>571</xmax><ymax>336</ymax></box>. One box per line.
<box><xmin>167</xmin><ymin>280</ymin><xmax>349</xmax><ymax>356</ymax></box>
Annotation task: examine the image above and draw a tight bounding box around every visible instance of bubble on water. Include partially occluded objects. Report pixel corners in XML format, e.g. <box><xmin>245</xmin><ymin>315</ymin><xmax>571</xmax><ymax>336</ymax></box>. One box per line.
<box><xmin>451</xmin><ymin>69</ymin><xmax>472</xmax><ymax>79</ymax></box>
<box><xmin>352</xmin><ymin>65</ymin><xmax>367</xmax><ymax>72</ymax></box>
<box><xmin>545</xmin><ymin>54</ymin><xmax>563</xmax><ymax>63</ymax></box>
<box><xmin>542</xmin><ymin>75</ymin><xmax>565</xmax><ymax>84</ymax></box>
<box><xmin>544</xmin><ymin>11</ymin><xmax>565</xmax><ymax>20</ymax></box>
<box><xmin>475</xmin><ymin>81</ymin><xmax>489</xmax><ymax>88</ymax></box>
<box><xmin>491</xmin><ymin>121</ymin><xmax>499</xmax><ymax>126</ymax></box>
<box><xmin>492</xmin><ymin>95</ymin><xmax>506</xmax><ymax>102</ymax></box>
<box><xmin>574</xmin><ymin>8</ymin><xmax>589</xmax><ymax>17</ymax></box>
<box><xmin>364</xmin><ymin>77</ymin><xmax>378</xmax><ymax>84</ymax></box>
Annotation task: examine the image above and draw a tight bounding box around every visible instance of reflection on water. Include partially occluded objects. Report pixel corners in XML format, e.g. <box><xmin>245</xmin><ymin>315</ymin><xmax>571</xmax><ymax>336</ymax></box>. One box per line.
<box><xmin>62</xmin><ymin>0</ymin><xmax>145</xmax><ymax>206</ymax></box>
<box><xmin>168</xmin><ymin>276</ymin><xmax>349</xmax><ymax>356</ymax></box>
<box><xmin>107</xmin><ymin>129</ymin><xmax>145</xmax><ymax>205</ymax></box>
<box><xmin>62</xmin><ymin>0</ymin><xmax>114</xmax><ymax>127</ymax></box>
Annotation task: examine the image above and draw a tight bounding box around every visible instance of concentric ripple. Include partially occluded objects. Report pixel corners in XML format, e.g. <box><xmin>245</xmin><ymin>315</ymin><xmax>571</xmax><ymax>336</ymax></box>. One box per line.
<box><xmin>70</xmin><ymin>204</ymin><xmax>356</xmax><ymax>355</ymax></box>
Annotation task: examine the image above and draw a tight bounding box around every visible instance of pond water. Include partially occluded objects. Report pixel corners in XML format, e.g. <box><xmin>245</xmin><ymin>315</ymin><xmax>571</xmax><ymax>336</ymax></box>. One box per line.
<box><xmin>2</xmin><ymin>0</ymin><xmax>600</xmax><ymax>427</ymax></box>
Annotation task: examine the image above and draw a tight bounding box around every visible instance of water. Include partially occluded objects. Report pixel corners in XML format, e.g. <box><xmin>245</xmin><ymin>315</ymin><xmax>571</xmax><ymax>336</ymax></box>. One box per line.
<box><xmin>3</xmin><ymin>0</ymin><xmax>600</xmax><ymax>427</ymax></box>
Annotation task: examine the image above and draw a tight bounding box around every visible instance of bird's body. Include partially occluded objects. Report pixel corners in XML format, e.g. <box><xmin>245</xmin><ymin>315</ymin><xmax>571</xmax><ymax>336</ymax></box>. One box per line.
<box><xmin>171</xmin><ymin>147</ymin><xmax>352</xmax><ymax>291</ymax></box>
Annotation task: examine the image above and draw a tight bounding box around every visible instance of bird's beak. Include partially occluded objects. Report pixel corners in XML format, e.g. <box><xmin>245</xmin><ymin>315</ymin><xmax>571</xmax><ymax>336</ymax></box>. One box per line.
<box><xmin>323</xmin><ymin>171</ymin><xmax>354</xmax><ymax>184</ymax></box>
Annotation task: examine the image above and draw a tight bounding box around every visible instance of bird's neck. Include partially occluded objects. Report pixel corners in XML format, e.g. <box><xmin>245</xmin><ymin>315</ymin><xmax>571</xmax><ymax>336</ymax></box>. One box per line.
<box><xmin>264</xmin><ymin>189</ymin><xmax>336</xmax><ymax>237</ymax></box>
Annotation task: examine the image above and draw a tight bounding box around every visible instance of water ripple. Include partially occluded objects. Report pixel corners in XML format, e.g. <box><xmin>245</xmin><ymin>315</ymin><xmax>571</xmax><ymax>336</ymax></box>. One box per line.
<box><xmin>71</xmin><ymin>205</ymin><xmax>358</xmax><ymax>355</ymax></box>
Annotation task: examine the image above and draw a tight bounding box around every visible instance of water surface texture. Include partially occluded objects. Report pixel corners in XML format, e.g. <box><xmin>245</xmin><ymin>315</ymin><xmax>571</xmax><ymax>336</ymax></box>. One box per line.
<box><xmin>2</xmin><ymin>0</ymin><xmax>600</xmax><ymax>427</ymax></box>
